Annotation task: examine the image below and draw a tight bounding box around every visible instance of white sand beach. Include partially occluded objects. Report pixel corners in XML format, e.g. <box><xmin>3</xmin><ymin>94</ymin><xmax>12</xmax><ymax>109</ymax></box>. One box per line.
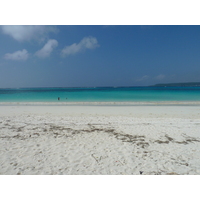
<box><xmin>0</xmin><ymin>104</ymin><xmax>200</xmax><ymax>175</ymax></box>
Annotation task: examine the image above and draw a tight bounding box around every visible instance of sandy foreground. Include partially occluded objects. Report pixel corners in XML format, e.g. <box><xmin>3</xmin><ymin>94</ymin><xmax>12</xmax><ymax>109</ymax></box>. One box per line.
<box><xmin>0</xmin><ymin>105</ymin><xmax>200</xmax><ymax>175</ymax></box>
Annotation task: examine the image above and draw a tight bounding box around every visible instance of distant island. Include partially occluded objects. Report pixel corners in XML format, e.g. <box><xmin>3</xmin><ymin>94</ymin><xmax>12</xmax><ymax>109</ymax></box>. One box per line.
<box><xmin>151</xmin><ymin>82</ymin><xmax>200</xmax><ymax>87</ymax></box>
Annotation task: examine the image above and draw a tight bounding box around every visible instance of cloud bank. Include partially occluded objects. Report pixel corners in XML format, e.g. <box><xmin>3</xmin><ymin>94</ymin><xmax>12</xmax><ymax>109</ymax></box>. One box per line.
<box><xmin>4</xmin><ymin>49</ymin><xmax>29</xmax><ymax>61</ymax></box>
<box><xmin>61</xmin><ymin>36</ymin><xmax>99</xmax><ymax>56</ymax></box>
<box><xmin>1</xmin><ymin>25</ymin><xmax>58</xmax><ymax>42</ymax></box>
<box><xmin>35</xmin><ymin>39</ymin><xmax>58</xmax><ymax>58</ymax></box>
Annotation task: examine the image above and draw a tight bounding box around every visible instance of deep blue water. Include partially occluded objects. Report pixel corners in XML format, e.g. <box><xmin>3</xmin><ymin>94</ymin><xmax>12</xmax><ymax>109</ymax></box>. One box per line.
<box><xmin>1</xmin><ymin>87</ymin><xmax>200</xmax><ymax>102</ymax></box>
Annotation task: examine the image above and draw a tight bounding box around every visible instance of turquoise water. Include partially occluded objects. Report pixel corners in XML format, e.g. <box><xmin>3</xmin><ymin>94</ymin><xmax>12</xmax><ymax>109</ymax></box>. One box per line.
<box><xmin>1</xmin><ymin>87</ymin><xmax>200</xmax><ymax>102</ymax></box>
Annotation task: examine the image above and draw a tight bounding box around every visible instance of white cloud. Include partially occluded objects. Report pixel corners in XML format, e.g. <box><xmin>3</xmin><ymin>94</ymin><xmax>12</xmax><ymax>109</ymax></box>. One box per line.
<box><xmin>1</xmin><ymin>25</ymin><xmax>58</xmax><ymax>42</ymax></box>
<box><xmin>35</xmin><ymin>39</ymin><xmax>58</xmax><ymax>58</ymax></box>
<box><xmin>155</xmin><ymin>74</ymin><xmax>165</xmax><ymax>80</ymax></box>
<box><xmin>4</xmin><ymin>49</ymin><xmax>29</xmax><ymax>61</ymax></box>
<box><xmin>136</xmin><ymin>75</ymin><xmax>149</xmax><ymax>82</ymax></box>
<box><xmin>61</xmin><ymin>36</ymin><xmax>99</xmax><ymax>57</ymax></box>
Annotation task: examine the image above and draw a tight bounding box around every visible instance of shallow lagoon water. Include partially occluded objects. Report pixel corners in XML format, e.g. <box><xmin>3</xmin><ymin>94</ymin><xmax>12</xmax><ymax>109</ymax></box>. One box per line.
<box><xmin>1</xmin><ymin>87</ymin><xmax>200</xmax><ymax>102</ymax></box>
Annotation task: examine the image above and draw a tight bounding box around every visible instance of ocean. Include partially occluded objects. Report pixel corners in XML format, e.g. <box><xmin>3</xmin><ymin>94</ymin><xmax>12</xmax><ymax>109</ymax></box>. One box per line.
<box><xmin>1</xmin><ymin>87</ymin><xmax>200</xmax><ymax>103</ymax></box>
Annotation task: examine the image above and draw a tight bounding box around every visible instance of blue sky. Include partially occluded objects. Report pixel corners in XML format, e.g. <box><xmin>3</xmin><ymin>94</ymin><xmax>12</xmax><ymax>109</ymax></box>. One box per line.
<box><xmin>1</xmin><ymin>25</ymin><xmax>200</xmax><ymax>88</ymax></box>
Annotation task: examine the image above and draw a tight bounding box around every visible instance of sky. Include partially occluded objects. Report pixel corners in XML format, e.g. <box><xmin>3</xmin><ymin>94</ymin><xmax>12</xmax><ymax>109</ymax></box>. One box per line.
<box><xmin>1</xmin><ymin>25</ymin><xmax>200</xmax><ymax>88</ymax></box>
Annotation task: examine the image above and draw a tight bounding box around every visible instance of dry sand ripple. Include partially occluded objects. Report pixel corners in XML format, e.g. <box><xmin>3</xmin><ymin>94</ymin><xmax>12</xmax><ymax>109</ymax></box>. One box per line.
<box><xmin>0</xmin><ymin>105</ymin><xmax>200</xmax><ymax>175</ymax></box>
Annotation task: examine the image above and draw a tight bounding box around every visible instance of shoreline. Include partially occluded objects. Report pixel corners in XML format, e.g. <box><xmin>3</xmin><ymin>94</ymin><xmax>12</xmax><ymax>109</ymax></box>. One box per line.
<box><xmin>1</xmin><ymin>105</ymin><xmax>200</xmax><ymax>118</ymax></box>
<box><xmin>1</xmin><ymin>101</ymin><xmax>200</xmax><ymax>106</ymax></box>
